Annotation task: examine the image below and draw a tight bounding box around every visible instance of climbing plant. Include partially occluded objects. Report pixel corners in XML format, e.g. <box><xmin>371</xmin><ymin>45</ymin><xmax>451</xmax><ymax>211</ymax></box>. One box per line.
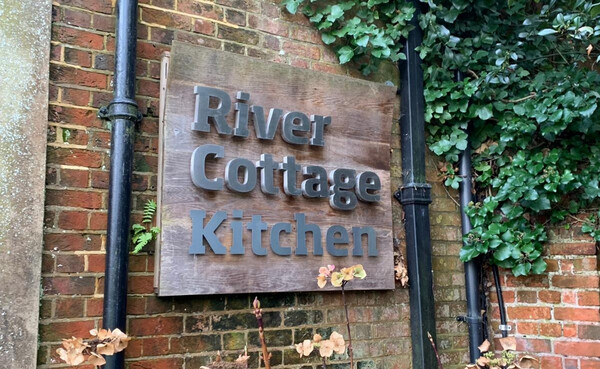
<box><xmin>282</xmin><ymin>0</ymin><xmax>600</xmax><ymax>276</ymax></box>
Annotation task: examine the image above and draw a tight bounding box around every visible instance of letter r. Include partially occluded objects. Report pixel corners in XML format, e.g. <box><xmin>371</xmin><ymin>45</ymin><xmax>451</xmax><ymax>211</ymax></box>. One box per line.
<box><xmin>192</xmin><ymin>86</ymin><xmax>233</xmax><ymax>135</ymax></box>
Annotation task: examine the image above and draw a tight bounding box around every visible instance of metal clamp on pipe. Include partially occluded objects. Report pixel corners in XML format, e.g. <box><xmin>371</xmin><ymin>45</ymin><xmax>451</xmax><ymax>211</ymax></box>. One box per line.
<box><xmin>394</xmin><ymin>183</ymin><xmax>432</xmax><ymax>205</ymax></box>
<box><xmin>98</xmin><ymin>98</ymin><xmax>142</xmax><ymax>122</ymax></box>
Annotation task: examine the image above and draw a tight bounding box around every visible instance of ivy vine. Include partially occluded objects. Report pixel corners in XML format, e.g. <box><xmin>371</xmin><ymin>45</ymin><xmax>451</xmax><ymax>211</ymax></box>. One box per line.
<box><xmin>282</xmin><ymin>0</ymin><xmax>600</xmax><ymax>276</ymax></box>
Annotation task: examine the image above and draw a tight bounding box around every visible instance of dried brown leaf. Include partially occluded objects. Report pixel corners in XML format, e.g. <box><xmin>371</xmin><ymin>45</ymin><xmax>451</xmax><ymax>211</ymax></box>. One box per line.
<box><xmin>477</xmin><ymin>356</ymin><xmax>491</xmax><ymax>366</ymax></box>
<box><xmin>88</xmin><ymin>352</ymin><xmax>106</xmax><ymax>367</ymax></box>
<box><xmin>478</xmin><ymin>339</ymin><xmax>491</xmax><ymax>353</ymax></box>
<box><xmin>499</xmin><ymin>336</ymin><xmax>517</xmax><ymax>351</ymax></box>
<box><xmin>518</xmin><ymin>355</ymin><xmax>539</xmax><ymax>368</ymax></box>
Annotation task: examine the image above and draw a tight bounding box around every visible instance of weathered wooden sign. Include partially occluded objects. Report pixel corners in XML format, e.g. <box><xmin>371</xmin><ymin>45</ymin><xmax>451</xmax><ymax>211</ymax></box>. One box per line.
<box><xmin>155</xmin><ymin>41</ymin><xmax>396</xmax><ymax>296</ymax></box>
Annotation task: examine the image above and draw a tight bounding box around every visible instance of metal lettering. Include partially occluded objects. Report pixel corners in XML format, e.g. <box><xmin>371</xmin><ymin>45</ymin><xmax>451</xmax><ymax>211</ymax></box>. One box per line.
<box><xmin>352</xmin><ymin>226</ymin><xmax>377</xmax><ymax>256</ymax></box>
<box><xmin>356</xmin><ymin>171</ymin><xmax>381</xmax><ymax>202</ymax></box>
<box><xmin>326</xmin><ymin>225</ymin><xmax>349</xmax><ymax>257</ymax></box>
<box><xmin>329</xmin><ymin>168</ymin><xmax>358</xmax><ymax>210</ymax></box>
<box><xmin>247</xmin><ymin>214</ymin><xmax>268</xmax><ymax>256</ymax></box>
<box><xmin>310</xmin><ymin>115</ymin><xmax>331</xmax><ymax>146</ymax></box>
<box><xmin>189</xmin><ymin>210</ymin><xmax>227</xmax><ymax>255</ymax></box>
<box><xmin>301</xmin><ymin>166</ymin><xmax>328</xmax><ymax>198</ymax></box>
<box><xmin>233</xmin><ymin>91</ymin><xmax>250</xmax><ymax>137</ymax></box>
<box><xmin>256</xmin><ymin>154</ymin><xmax>280</xmax><ymax>195</ymax></box>
<box><xmin>192</xmin><ymin>86</ymin><xmax>232</xmax><ymax>134</ymax></box>
<box><xmin>251</xmin><ymin>105</ymin><xmax>283</xmax><ymax>140</ymax></box>
<box><xmin>295</xmin><ymin>213</ymin><xmax>322</xmax><ymax>256</ymax></box>
<box><xmin>190</xmin><ymin>144</ymin><xmax>225</xmax><ymax>191</ymax></box>
<box><xmin>225</xmin><ymin>158</ymin><xmax>257</xmax><ymax>193</ymax></box>
<box><xmin>280</xmin><ymin>156</ymin><xmax>302</xmax><ymax>196</ymax></box>
<box><xmin>230</xmin><ymin>210</ymin><xmax>245</xmax><ymax>255</ymax></box>
<box><xmin>270</xmin><ymin>222</ymin><xmax>292</xmax><ymax>256</ymax></box>
<box><xmin>282</xmin><ymin>111</ymin><xmax>310</xmax><ymax>145</ymax></box>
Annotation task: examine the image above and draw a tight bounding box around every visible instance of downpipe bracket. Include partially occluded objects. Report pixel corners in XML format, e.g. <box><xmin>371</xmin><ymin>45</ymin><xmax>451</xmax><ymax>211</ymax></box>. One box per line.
<box><xmin>394</xmin><ymin>183</ymin><xmax>433</xmax><ymax>205</ymax></box>
<box><xmin>98</xmin><ymin>98</ymin><xmax>142</xmax><ymax>122</ymax></box>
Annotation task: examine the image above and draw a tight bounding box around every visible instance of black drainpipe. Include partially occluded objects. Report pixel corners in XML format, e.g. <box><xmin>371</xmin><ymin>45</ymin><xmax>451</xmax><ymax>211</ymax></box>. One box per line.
<box><xmin>98</xmin><ymin>1</ymin><xmax>140</xmax><ymax>369</ymax></box>
<box><xmin>394</xmin><ymin>1</ymin><xmax>437</xmax><ymax>368</ymax></box>
<box><xmin>455</xmin><ymin>71</ymin><xmax>484</xmax><ymax>362</ymax></box>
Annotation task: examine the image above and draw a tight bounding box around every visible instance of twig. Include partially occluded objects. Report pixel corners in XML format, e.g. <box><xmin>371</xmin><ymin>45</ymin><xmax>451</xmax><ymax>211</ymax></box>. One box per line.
<box><xmin>322</xmin><ymin>357</ymin><xmax>328</xmax><ymax>369</ymax></box>
<box><xmin>253</xmin><ymin>297</ymin><xmax>271</xmax><ymax>369</ymax></box>
<box><xmin>341</xmin><ymin>282</ymin><xmax>354</xmax><ymax>368</ymax></box>
<box><xmin>467</xmin><ymin>69</ymin><xmax>479</xmax><ymax>79</ymax></box>
<box><xmin>501</xmin><ymin>92</ymin><xmax>537</xmax><ymax>104</ymax></box>
<box><xmin>427</xmin><ymin>332</ymin><xmax>445</xmax><ymax>369</ymax></box>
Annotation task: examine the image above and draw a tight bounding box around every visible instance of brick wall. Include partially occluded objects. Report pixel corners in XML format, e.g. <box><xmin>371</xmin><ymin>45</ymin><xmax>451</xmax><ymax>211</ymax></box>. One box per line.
<box><xmin>488</xmin><ymin>229</ymin><xmax>600</xmax><ymax>369</ymax></box>
<box><xmin>40</xmin><ymin>0</ymin><xmax>469</xmax><ymax>368</ymax></box>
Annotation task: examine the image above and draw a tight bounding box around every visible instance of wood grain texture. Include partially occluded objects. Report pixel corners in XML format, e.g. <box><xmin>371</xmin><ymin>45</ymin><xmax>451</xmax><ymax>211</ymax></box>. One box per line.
<box><xmin>157</xmin><ymin>42</ymin><xmax>397</xmax><ymax>296</ymax></box>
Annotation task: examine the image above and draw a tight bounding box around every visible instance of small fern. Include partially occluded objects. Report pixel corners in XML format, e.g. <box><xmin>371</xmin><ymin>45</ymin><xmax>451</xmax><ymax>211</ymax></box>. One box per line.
<box><xmin>131</xmin><ymin>200</ymin><xmax>160</xmax><ymax>254</ymax></box>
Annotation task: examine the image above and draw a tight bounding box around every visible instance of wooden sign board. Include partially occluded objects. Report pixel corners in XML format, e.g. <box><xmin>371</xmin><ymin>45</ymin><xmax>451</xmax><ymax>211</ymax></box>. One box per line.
<box><xmin>156</xmin><ymin>41</ymin><xmax>396</xmax><ymax>296</ymax></box>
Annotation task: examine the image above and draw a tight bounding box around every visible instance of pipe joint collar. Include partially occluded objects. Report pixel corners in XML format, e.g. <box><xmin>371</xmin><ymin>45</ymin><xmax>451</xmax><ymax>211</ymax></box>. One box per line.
<box><xmin>395</xmin><ymin>183</ymin><xmax>432</xmax><ymax>205</ymax></box>
<box><xmin>98</xmin><ymin>98</ymin><xmax>142</xmax><ymax>122</ymax></box>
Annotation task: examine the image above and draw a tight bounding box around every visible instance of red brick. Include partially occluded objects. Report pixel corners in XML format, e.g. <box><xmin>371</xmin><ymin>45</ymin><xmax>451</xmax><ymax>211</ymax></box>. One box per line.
<box><xmin>46</xmin><ymin>189</ymin><xmax>103</xmax><ymax>209</ymax></box>
<box><xmin>507</xmin><ymin>306</ymin><xmax>552</xmax><ymax>320</ymax></box>
<box><xmin>193</xmin><ymin>19</ymin><xmax>215</xmax><ymax>35</ymax></box>
<box><xmin>56</xmin><ymin>254</ymin><xmax>85</xmax><ymax>273</ymax></box>
<box><xmin>178</xmin><ymin>0</ymin><xmax>223</xmax><ymax>20</ymax></box>
<box><xmin>128</xmin><ymin>275</ymin><xmax>155</xmax><ymax>294</ymax></box>
<box><xmin>538</xmin><ymin>290</ymin><xmax>561</xmax><ymax>304</ymax></box>
<box><xmin>48</xmin><ymin>147</ymin><xmax>102</xmax><ymax>167</ymax></box>
<box><xmin>55</xmin><ymin>298</ymin><xmax>85</xmax><ymax>318</ymax></box>
<box><xmin>553</xmin><ymin>275</ymin><xmax>600</xmax><ymax>289</ymax></box>
<box><xmin>517</xmin><ymin>290</ymin><xmax>538</xmax><ymax>303</ymax></box>
<box><xmin>43</xmin><ymin>276</ymin><xmax>96</xmax><ymax>295</ymax></box>
<box><xmin>248</xmin><ymin>14</ymin><xmax>288</xmax><ymax>36</ymax></box>
<box><xmin>142</xmin><ymin>7</ymin><xmax>191</xmax><ymax>30</ymax></box>
<box><xmin>578</xmin><ymin>291</ymin><xmax>600</xmax><ymax>306</ymax></box>
<box><xmin>549</xmin><ymin>242</ymin><xmax>597</xmax><ymax>255</ymax></box>
<box><xmin>87</xmin><ymin>254</ymin><xmax>105</xmax><ymax>273</ymax></box>
<box><xmin>506</xmin><ymin>274</ymin><xmax>549</xmax><ymax>288</ymax></box>
<box><xmin>93</xmin><ymin>13</ymin><xmax>115</xmax><ymax>32</ymax></box>
<box><xmin>129</xmin><ymin>358</ymin><xmax>184</xmax><ymax>369</ymax></box>
<box><xmin>129</xmin><ymin>316</ymin><xmax>183</xmax><ymax>336</ymax></box>
<box><xmin>282</xmin><ymin>40</ymin><xmax>320</xmax><ymax>60</ymax></box>
<box><xmin>563</xmin><ymin>290</ymin><xmax>577</xmax><ymax>304</ymax></box>
<box><xmin>127</xmin><ymin>296</ymin><xmax>146</xmax><ymax>315</ymax></box>
<box><xmin>555</xmin><ymin>341</ymin><xmax>600</xmax><ymax>356</ymax></box>
<box><xmin>62</xmin><ymin>8</ymin><xmax>92</xmax><ymax>28</ymax></box>
<box><xmin>564</xmin><ymin>324</ymin><xmax>577</xmax><ymax>337</ymax></box>
<box><xmin>517</xmin><ymin>322</ymin><xmax>539</xmax><ymax>335</ymax></box>
<box><xmin>516</xmin><ymin>337</ymin><xmax>552</xmax><ymax>353</ymax></box>
<box><xmin>137</xmin><ymin>40</ymin><xmax>171</xmax><ymax>60</ymax></box>
<box><xmin>60</xmin><ymin>169</ymin><xmax>89</xmax><ymax>188</ymax></box>
<box><xmin>141</xmin><ymin>337</ymin><xmax>170</xmax><ymax>356</ymax></box>
<box><xmin>138</xmin><ymin>79</ymin><xmax>160</xmax><ymax>98</ymax></box>
<box><xmin>49</xmin><ymin>105</ymin><xmax>101</xmax><ymax>127</ymax></box>
<box><xmin>40</xmin><ymin>320</ymin><xmax>95</xmax><ymax>341</ymax></box>
<box><xmin>290</xmin><ymin>26</ymin><xmax>320</xmax><ymax>44</ymax></box>
<box><xmin>89</xmin><ymin>212</ymin><xmax>107</xmax><ymax>230</ymax></box>
<box><xmin>129</xmin><ymin>255</ymin><xmax>148</xmax><ymax>272</ymax></box>
<box><xmin>540</xmin><ymin>323</ymin><xmax>562</xmax><ymax>337</ymax></box>
<box><xmin>62</xmin><ymin>87</ymin><xmax>91</xmax><ymax>106</ymax></box>
<box><xmin>58</xmin><ymin>211</ymin><xmax>88</xmax><ymax>230</ymax></box>
<box><xmin>540</xmin><ymin>356</ymin><xmax>562</xmax><ymax>369</ymax></box>
<box><xmin>579</xmin><ymin>325</ymin><xmax>600</xmax><ymax>340</ymax></box>
<box><xmin>574</xmin><ymin>257</ymin><xmax>598</xmax><ymax>271</ymax></box>
<box><xmin>86</xmin><ymin>298</ymin><xmax>103</xmax><ymax>317</ymax></box>
<box><xmin>58</xmin><ymin>0</ymin><xmax>113</xmax><ymax>14</ymax></box>
<box><xmin>42</xmin><ymin>253</ymin><xmax>55</xmax><ymax>273</ymax></box>
<box><xmin>50</xmin><ymin>64</ymin><xmax>107</xmax><ymax>88</ymax></box>
<box><xmin>52</xmin><ymin>26</ymin><xmax>104</xmax><ymax>50</ymax></box>
<box><xmin>64</xmin><ymin>47</ymin><xmax>92</xmax><ymax>68</ymax></box>
<box><xmin>581</xmin><ymin>359</ymin><xmax>600</xmax><ymax>369</ymax></box>
<box><xmin>44</xmin><ymin>233</ymin><xmax>86</xmax><ymax>251</ymax></box>
<box><xmin>555</xmin><ymin>307</ymin><xmax>600</xmax><ymax>322</ymax></box>
<box><xmin>124</xmin><ymin>337</ymin><xmax>143</xmax><ymax>358</ymax></box>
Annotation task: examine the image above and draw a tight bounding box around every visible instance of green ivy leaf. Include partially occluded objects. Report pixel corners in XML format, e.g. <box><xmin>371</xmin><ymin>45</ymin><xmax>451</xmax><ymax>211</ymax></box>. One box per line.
<box><xmin>321</xmin><ymin>33</ymin><xmax>336</xmax><ymax>45</ymax></box>
<box><xmin>338</xmin><ymin>46</ymin><xmax>354</xmax><ymax>64</ymax></box>
<box><xmin>476</xmin><ymin>105</ymin><xmax>493</xmax><ymax>120</ymax></box>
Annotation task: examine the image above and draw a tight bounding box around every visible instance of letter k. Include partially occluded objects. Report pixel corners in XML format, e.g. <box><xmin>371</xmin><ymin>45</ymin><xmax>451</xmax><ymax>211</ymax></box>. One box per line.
<box><xmin>189</xmin><ymin>210</ymin><xmax>227</xmax><ymax>254</ymax></box>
